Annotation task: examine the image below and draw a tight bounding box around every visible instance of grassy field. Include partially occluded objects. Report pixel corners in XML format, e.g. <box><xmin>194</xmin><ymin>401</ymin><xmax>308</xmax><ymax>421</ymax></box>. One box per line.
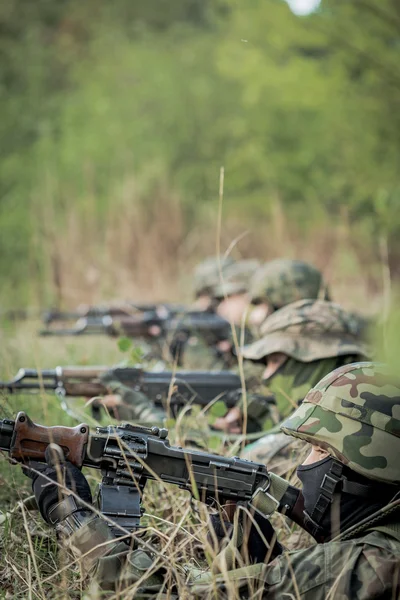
<box><xmin>1</xmin><ymin>1</ymin><xmax>399</xmax><ymax>595</ymax></box>
<box><xmin>0</xmin><ymin>314</ymin><xmax>319</xmax><ymax>599</ymax></box>
<box><xmin>0</xmin><ymin>264</ymin><xmax>395</xmax><ymax>598</ymax></box>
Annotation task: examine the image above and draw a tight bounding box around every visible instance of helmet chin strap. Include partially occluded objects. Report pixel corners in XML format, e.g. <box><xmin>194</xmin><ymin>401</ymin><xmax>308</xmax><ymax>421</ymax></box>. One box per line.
<box><xmin>303</xmin><ymin>459</ymin><xmax>379</xmax><ymax>542</ymax></box>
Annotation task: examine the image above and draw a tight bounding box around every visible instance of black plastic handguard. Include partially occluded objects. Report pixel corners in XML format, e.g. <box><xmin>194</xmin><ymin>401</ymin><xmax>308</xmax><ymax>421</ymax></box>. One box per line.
<box><xmin>114</xmin><ymin>368</ymin><xmax>243</xmax><ymax>408</ymax></box>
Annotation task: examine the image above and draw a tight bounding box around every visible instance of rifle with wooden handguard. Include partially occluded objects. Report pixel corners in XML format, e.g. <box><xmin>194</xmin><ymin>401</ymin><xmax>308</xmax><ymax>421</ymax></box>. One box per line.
<box><xmin>42</xmin><ymin>302</ymin><xmax>186</xmax><ymax>325</ymax></box>
<box><xmin>0</xmin><ymin>366</ymin><xmax>266</xmax><ymax>410</ymax></box>
<box><xmin>39</xmin><ymin>310</ymin><xmax>231</xmax><ymax>341</ymax></box>
<box><xmin>39</xmin><ymin>310</ymin><xmax>233</xmax><ymax>367</ymax></box>
<box><xmin>0</xmin><ymin>412</ymin><xmax>270</xmax><ymax>534</ymax></box>
<box><xmin>40</xmin><ymin>311</ymin><xmax>168</xmax><ymax>337</ymax></box>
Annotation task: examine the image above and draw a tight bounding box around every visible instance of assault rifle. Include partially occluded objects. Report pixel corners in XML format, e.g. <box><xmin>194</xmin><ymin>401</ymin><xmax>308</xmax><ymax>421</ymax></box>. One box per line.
<box><xmin>0</xmin><ymin>412</ymin><xmax>270</xmax><ymax>534</ymax></box>
<box><xmin>40</xmin><ymin>310</ymin><xmax>230</xmax><ymax>340</ymax></box>
<box><xmin>0</xmin><ymin>303</ymin><xmax>184</xmax><ymax>325</ymax></box>
<box><xmin>42</xmin><ymin>302</ymin><xmax>186</xmax><ymax>326</ymax></box>
<box><xmin>0</xmin><ymin>366</ymin><xmax>254</xmax><ymax>409</ymax></box>
<box><xmin>39</xmin><ymin>311</ymin><xmax>233</xmax><ymax>367</ymax></box>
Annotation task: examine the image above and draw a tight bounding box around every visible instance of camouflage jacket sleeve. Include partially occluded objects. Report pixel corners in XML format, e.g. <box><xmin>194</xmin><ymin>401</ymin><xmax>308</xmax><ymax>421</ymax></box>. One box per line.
<box><xmin>192</xmin><ymin>529</ymin><xmax>400</xmax><ymax>599</ymax></box>
<box><xmin>102</xmin><ymin>379</ymin><xmax>167</xmax><ymax>425</ymax></box>
<box><xmin>232</xmin><ymin>361</ymin><xmax>279</xmax><ymax>430</ymax></box>
<box><xmin>178</xmin><ymin>336</ymin><xmax>223</xmax><ymax>370</ymax></box>
<box><xmin>59</xmin><ymin>508</ymin><xmax>400</xmax><ymax>597</ymax></box>
<box><xmin>62</xmin><ymin>513</ymin><xmax>165</xmax><ymax>592</ymax></box>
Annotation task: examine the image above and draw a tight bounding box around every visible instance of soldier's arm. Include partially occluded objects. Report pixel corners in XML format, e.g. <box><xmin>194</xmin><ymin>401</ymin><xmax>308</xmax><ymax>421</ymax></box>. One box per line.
<box><xmin>192</xmin><ymin>534</ymin><xmax>397</xmax><ymax>600</ymax></box>
<box><xmin>99</xmin><ymin>371</ymin><xmax>166</xmax><ymax>425</ymax></box>
<box><xmin>214</xmin><ymin>362</ymin><xmax>278</xmax><ymax>433</ymax></box>
<box><xmin>65</xmin><ymin>514</ymin><xmax>164</xmax><ymax>592</ymax></box>
<box><xmin>25</xmin><ymin>447</ymin><xmax>165</xmax><ymax>593</ymax></box>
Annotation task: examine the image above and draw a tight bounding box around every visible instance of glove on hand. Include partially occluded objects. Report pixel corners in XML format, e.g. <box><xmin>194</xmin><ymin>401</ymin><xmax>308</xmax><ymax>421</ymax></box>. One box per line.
<box><xmin>245</xmin><ymin>512</ymin><xmax>282</xmax><ymax>563</ymax></box>
<box><xmin>207</xmin><ymin>511</ymin><xmax>234</xmax><ymax>551</ymax></box>
<box><xmin>23</xmin><ymin>444</ymin><xmax>92</xmax><ymax>524</ymax></box>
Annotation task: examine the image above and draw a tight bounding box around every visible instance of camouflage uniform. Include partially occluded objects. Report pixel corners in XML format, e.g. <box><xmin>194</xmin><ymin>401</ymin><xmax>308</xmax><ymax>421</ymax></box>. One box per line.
<box><xmin>101</xmin><ymin>261</ymin><xmax>259</xmax><ymax>425</ymax></box>
<box><xmin>99</xmin><ymin>371</ymin><xmax>167</xmax><ymax>426</ymax></box>
<box><xmin>192</xmin><ymin>527</ymin><xmax>400</xmax><ymax>599</ymax></box>
<box><xmin>184</xmin><ymin>256</ymin><xmax>238</xmax><ymax>370</ymax></box>
<box><xmin>212</xmin><ymin>259</ymin><xmax>260</xmax><ymax>300</ymax></box>
<box><xmin>231</xmin><ymin>260</ymin><xmax>330</xmax><ymax>431</ymax></box>
<box><xmin>211</xmin><ymin>261</ymin><xmax>331</xmax><ymax>434</ymax></box>
<box><xmin>192</xmin><ymin>258</ymin><xmax>259</xmax><ymax>368</ymax></box>
<box><xmin>108</xmin><ymin>300</ymin><xmax>368</xmax><ymax>434</ymax></box>
<box><xmin>239</xmin><ymin>299</ymin><xmax>370</xmax><ymax>464</ymax></box>
<box><xmin>248</xmin><ymin>258</ymin><xmax>371</xmax><ymax>344</ymax></box>
<box><xmin>209</xmin><ymin>259</ymin><xmax>259</xmax><ymax>370</ymax></box>
<box><xmin>192</xmin><ymin>256</ymin><xmax>236</xmax><ymax>300</ymax></box>
<box><xmin>248</xmin><ymin>258</ymin><xmax>330</xmax><ymax>309</ymax></box>
<box><xmin>193</xmin><ymin>362</ymin><xmax>400</xmax><ymax>599</ymax></box>
<box><xmin>39</xmin><ymin>363</ymin><xmax>400</xmax><ymax>598</ymax></box>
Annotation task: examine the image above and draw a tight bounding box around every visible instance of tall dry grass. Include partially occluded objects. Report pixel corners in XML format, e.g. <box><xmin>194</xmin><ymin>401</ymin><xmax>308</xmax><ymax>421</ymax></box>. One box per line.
<box><xmin>28</xmin><ymin>180</ymin><xmax>386</xmax><ymax>316</ymax></box>
<box><xmin>0</xmin><ymin>190</ymin><xmax>396</xmax><ymax>597</ymax></box>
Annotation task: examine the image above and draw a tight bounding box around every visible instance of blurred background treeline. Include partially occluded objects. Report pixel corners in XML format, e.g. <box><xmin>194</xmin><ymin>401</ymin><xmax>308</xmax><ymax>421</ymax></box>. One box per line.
<box><xmin>1</xmin><ymin>0</ymin><xmax>399</xmax><ymax>309</ymax></box>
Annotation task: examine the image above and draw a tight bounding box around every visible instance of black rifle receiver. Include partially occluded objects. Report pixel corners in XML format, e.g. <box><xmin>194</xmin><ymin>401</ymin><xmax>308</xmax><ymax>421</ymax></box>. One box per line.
<box><xmin>0</xmin><ymin>413</ymin><xmax>270</xmax><ymax>535</ymax></box>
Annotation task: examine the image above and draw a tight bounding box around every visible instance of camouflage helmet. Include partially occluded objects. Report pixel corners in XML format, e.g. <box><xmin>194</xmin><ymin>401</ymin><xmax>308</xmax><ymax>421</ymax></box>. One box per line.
<box><xmin>213</xmin><ymin>259</ymin><xmax>260</xmax><ymax>299</ymax></box>
<box><xmin>241</xmin><ymin>299</ymin><xmax>370</xmax><ymax>362</ymax></box>
<box><xmin>193</xmin><ymin>256</ymin><xmax>235</xmax><ymax>298</ymax></box>
<box><xmin>281</xmin><ymin>362</ymin><xmax>400</xmax><ymax>484</ymax></box>
<box><xmin>249</xmin><ymin>259</ymin><xmax>329</xmax><ymax>309</ymax></box>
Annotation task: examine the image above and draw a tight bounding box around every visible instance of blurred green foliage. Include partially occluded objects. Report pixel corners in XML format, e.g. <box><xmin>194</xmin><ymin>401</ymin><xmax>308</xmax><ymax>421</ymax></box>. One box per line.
<box><xmin>1</xmin><ymin>0</ymin><xmax>400</xmax><ymax>304</ymax></box>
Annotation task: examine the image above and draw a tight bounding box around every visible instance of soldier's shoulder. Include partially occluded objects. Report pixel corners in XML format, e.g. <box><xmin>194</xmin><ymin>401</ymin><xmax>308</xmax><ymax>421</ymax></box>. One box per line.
<box><xmin>353</xmin><ymin>527</ymin><xmax>400</xmax><ymax>552</ymax></box>
<box><xmin>265</xmin><ymin>529</ymin><xmax>400</xmax><ymax>598</ymax></box>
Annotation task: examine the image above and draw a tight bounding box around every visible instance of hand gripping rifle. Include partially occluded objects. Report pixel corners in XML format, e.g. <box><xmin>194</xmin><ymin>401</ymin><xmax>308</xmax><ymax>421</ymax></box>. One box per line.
<box><xmin>0</xmin><ymin>367</ymin><xmax>251</xmax><ymax>410</ymax></box>
<box><xmin>0</xmin><ymin>412</ymin><xmax>270</xmax><ymax>534</ymax></box>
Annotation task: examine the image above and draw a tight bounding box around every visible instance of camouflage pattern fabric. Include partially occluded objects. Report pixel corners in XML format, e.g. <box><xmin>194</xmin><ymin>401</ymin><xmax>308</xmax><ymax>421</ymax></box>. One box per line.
<box><xmin>242</xmin><ymin>355</ymin><xmax>357</xmax><ymax>423</ymax></box>
<box><xmin>48</xmin><ymin>363</ymin><xmax>400</xmax><ymax>598</ymax></box>
<box><xmin>188</xmin><ymin>256</ymin><xmax>257</xmax><ymax>369</ymax></box>
<box><xmin>100</xmin><ymin>369</ymin><xmax>242</xmax><ymax>430</ymax></box>
<box><xmin>231</xmin><ymin>361</ymin><xmax>280</xmax><ymax>432</ymax></box>
<box><xmin>99</xmin><ymin>373</ymin><xmax>167</xmax><ymax>425</ymax></box>
<box><xmin>241</xmin><ymin>299</ymin><xmax>370</xmax><ymax>362</ymax></box>
<box><xmin>193</xmin><ymin>256</ymin><xmax>235</xmax><ymax>298</ymax></box>
<box><xmin>180</xmin><ymin>332</ymin><xmax>241</xmax><ymax>371</ymax></box>
<box><xmin>213</xmin><ymin>259</ymin><xmax>260</xmax><ymax>298</ymax></box>
<box><xmin>233</xmin><ymin>358</ymin><xmax>334</xmax><ymax>434</ymax></box>
<box><xmin>59</xmin><ymin>491</ymin><xmax>400</xmax><ymax>598</ymax></box>
<box><xmin>67</xmin><ymin>511</ymin><xmax>400</xmax><ymax>598</ymax></box>
<box><xmin>240</xmin><ymin>355</ymin><xmax>366</xmax><ymax>462</ymax></box>
<box><xmin>249</xmin><ymin>259</ymin><xmax>329</xmax><ymax>309</ymax></box>
<box><xmin>178</xmin><ymin>336</ymin><xmax>222</xmax><ymax>370</ymax></box>
<box><xmin>192</xmin><ymin>526</ymin><xmax>400</xmax><ymax>599</ymax></box>
<box><xmin>281</xmin><ymin>362</ymin><xmax>400</xmax><ymax>484</ymax></box>
<box><xmin>65</xmin><ymin>513</ymin><xmax>166</xmax><ymax>593</ymax></box>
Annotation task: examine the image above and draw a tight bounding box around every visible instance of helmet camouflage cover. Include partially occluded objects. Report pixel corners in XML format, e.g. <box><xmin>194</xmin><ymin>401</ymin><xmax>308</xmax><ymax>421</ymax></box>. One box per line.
<box><xmin>281</xmin><ymin>362</ymin><xmax>400</xmax><ymax>484</ymax></box>
<box><xmin>249</xmin><ymin>259</ymin><xmax>329</xmax><ymax>309</ymax></box>
<box><xmin>241</xmin><ymin>299</ymin><xmax>370</xmax><ymax>362</ymax></box>
<box><xmin>213</xmin><ymin>259</ymin><xmax>260</xmax><ymax>298</ymax></box>
<box><xmin>193</xmin><ymin>256</ymin><xmax>235</xmax><ymax>298</ymax></box>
